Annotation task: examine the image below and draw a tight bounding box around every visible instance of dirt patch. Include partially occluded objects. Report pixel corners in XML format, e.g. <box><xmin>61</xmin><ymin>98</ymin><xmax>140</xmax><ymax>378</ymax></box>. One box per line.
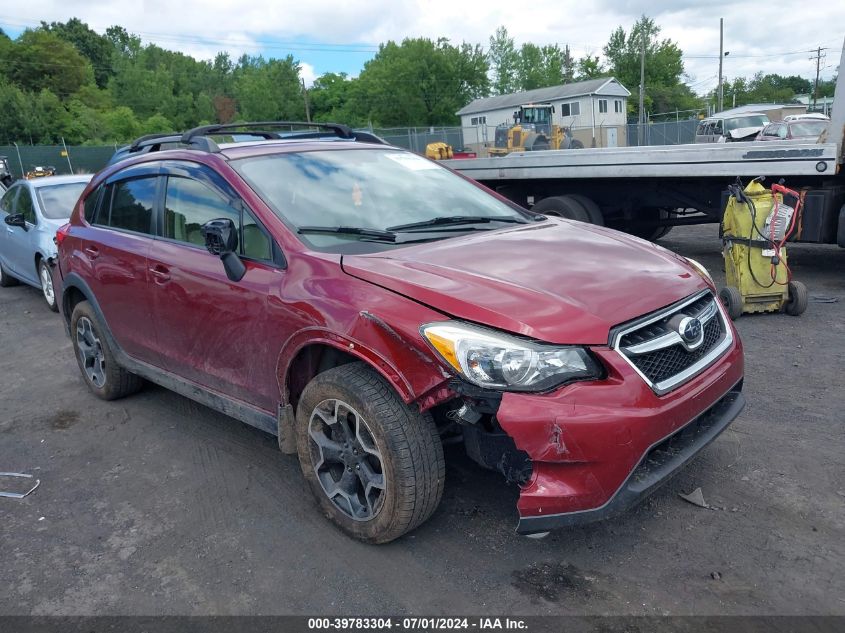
<box><xmin>512</xmin><ymin>562</ymin><xmax>601</xmax><ymax>603</ymax></box>
<box><xmin>50</xmin><ymin>410</ymin><xmax>80</xmax><ymax>430</ymax></box>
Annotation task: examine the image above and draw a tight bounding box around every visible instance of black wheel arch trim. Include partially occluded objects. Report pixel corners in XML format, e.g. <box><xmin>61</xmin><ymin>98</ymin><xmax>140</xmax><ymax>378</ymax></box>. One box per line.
<box><xmin>60</xmin><ymin>272</ymin><xmax>278</xmax><ymax>436</ymax></box>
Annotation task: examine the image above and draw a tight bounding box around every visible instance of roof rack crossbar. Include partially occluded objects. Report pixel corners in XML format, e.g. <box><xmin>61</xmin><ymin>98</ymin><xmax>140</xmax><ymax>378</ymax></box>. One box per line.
<box><xmin>128</xmin><ymin>132</ymin><xmax>181</xmax><ymax>151</ymax></box>
<box><xmin>180</xmin><ymin>121</ymin><xmax>355</xmax><ymax>147</ymax></box>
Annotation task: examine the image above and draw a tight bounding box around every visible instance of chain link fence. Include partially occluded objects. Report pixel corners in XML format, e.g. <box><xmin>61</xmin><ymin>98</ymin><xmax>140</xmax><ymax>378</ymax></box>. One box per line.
<box><xmin>0</xmin><ymin>145</ymin><xmax>117</xmax><ymax>179</ymax></box>
<box><xmin>626</xmin><ymin>120</ymin><xmax>699</xmax><ymax>146</ymax></box>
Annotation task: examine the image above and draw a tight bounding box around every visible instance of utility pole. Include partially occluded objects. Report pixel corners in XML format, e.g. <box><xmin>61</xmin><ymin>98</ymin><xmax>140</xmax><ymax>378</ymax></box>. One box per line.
<box><xmin>717</xmin><ymin>18</ymin><xmax>724</xmax><ymax>112</ymax></box>
<box><xmin>810</xmin><ymin>47</ymin><xmax>825</xmax><ymax>110</ymax></box>
<box><xmin>301</xmin><ymin>78</ymin><xmax>311</xmax><ymax>123</ymax></box>
<box><xmin>638</xmin><ymin>27</ymin><xmax>646</xmax><ymax>145</ymax></box>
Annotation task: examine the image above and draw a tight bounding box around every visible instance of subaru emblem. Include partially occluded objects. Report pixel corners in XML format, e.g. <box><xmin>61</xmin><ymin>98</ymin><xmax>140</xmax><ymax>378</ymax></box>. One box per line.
<box><xmin>678</xmin><ymin>316</ymin><xmax>703</xmax><ymax>344</ymax></box>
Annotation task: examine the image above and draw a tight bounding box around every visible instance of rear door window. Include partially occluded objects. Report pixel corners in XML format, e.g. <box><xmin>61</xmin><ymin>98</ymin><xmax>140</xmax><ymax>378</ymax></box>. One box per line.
<box><xmin>100</xmin><ymin>178</ymin><xmax>157</xmax><ymax>234</ymax></box>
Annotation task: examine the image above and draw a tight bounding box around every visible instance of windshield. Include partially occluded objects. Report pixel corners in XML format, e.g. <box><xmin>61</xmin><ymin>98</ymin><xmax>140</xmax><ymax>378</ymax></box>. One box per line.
<box><xmin>233</xmin><ymin>149</ymin><xmax>528</xmax><ymax>250</ymax></box>
<box><xmin>725</xmin><ymin>115</ymin><xmax>768</xmax><ymax>132</ymax></box>
<box><xmin>789</xmin><ymin>121</ymin><xmax>827</xmax><ymax>137</ymax></box>
<box><xmin>36</xmin><ymin>182</ymin><xmax>88</xmax><ymax>220</ymax></box>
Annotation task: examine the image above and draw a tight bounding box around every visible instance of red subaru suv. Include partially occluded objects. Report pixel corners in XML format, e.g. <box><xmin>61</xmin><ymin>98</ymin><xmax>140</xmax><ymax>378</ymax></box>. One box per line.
<box><xmin>55</xmin><ymin>122</ymin><xmax>744</xmax><ymax>543</ymax></box>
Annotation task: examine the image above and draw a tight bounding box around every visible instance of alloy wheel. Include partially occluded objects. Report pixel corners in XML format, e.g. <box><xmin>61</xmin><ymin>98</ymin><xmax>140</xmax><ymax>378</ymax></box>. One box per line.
<box><xmin>76</xmin><ymin>317</ymin><xmax>106</xmax><ymax>387</ymax></box>
<box><xmin>308</xmin><ymin>398</ymin><xmax>386</xmax><ymax>521</ymax></box>
<box><xmin>40</xmin><ymin>263</ymin><xmax>54</xmax><ymax>305</ymax></box>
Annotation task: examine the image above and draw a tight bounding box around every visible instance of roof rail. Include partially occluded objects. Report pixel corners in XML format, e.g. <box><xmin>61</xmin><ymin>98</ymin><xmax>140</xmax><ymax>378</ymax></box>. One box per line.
<box><xmin>119</xmin><ymin>121</ymin><xmax>387</xmax><ymax>162</ymax></box>
<box><xmin>180</xmin><ymin>121</ymin><xmax>358</xmax><ymax>151</ymax></box>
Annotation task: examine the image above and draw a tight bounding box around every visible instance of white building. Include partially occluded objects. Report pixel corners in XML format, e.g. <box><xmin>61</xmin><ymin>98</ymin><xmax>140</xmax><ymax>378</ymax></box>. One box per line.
<box><xmin>457</xmin><ymin>77</ymin><xmax>631</xmax><ymax>152</ymax></box>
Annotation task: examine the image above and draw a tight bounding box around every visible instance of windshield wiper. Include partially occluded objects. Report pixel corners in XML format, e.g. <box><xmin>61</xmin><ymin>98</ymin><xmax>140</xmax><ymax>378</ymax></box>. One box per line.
<box><xmin>298</xmin><ymin>226</ymin><xmax>397</xmax><ymax>242</ymax></box>
<box><xmin>386</xmin><ymin>215</ymin><xmax>526</xmax><ymax>232</ymax></box>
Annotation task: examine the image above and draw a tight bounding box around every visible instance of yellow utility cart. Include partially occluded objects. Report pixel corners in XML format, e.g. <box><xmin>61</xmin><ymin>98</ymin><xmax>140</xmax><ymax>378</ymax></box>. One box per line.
<box><xmin>719</xmin><ymin>179</ymin><xmax>808</xmax><ymax>320</ymax></box>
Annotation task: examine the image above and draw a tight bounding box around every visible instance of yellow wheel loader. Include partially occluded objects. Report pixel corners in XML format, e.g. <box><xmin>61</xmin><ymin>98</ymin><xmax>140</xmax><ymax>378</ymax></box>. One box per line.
<box><xmin>488</xmin><ymin>104</ymin><xmax>582</xmax><ymax>157</ymax></box>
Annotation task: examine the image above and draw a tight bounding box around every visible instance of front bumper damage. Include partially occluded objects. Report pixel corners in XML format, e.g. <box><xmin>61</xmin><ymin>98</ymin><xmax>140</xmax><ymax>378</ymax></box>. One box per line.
<box><xmin>488</xmin><ymin>340</ymin><xmax>745</xmax><ymax>534</ymax></box>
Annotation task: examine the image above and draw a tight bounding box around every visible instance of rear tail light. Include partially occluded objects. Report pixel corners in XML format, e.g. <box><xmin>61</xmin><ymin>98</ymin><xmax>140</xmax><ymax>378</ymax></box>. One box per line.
<box><xmin>55</xmin><ymin>223</ymin><xmax>71</xmax><ymax>247</ymax></box>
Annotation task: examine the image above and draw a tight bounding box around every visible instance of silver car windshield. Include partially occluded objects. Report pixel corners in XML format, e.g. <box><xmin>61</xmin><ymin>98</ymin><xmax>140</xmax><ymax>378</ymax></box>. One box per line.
<box><xmin>233</xmin><ymin>149</ymin><xmax>526</xmax><ymax>245</ymax></box>
<box><xmin>36</xmin><ymin>183</ymin><xmax>88</xmax><ymax>220</ymax></box>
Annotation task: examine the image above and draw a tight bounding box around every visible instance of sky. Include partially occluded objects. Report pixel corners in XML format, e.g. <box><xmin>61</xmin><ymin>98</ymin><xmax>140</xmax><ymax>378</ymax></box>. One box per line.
<box><xmin>1</xmin><ymin>0</ymin><xmax>842</xmax><ymax>94</ymax></box>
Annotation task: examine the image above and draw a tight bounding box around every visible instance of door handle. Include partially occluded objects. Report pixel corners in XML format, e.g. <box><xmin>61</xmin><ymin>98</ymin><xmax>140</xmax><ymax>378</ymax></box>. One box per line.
<box><xmin>149</xmin><ymin>265</ymin><xmax>171</xmax><ymax>283</ymax></box>
<box><xmin>84</xmin><ymin>246</ymin><xmax>99</xmax><ymax>259</ymax></box>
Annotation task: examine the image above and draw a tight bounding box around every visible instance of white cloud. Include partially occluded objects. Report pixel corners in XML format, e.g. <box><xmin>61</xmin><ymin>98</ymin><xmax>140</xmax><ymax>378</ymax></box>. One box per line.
<box><xmin>299</xmin><ymin>62</ymin><xmax>316</xmax><ymax>88</ymax></box>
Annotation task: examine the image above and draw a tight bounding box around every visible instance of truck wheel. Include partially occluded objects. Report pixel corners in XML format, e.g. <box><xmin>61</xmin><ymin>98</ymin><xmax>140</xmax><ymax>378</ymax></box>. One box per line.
<box><xmin>784</xmin><ymin>281</ymin><xmax>808</xmax><ymax>316</ymax></box>
<box><xmin>532</xmin><ymin>196</ymin><xmax>591</xmax><ymax>223</ymax></box>
<box><xmin>566</xmin><ymin>194</ymin><xmax>604</xmax><ymax>226</ymax></box>
<box><xmin>71</xmin><ymin>300</ymin><xmax>143</xmax><ymax>400</ymax></box>
<box><xmin>0</xmin><ymin>262</ymin><xmax>19</xmax><ymax>287</ymax></box>
<box><xmin>719</xmin><ymin>286</ymin><xmax>743</xmax><ymax>320</ymax></box>
<box><xmin>38</xmin><ymin>260</ymin><xmax>59</xmax><ymax>312</ymax></box>
<box><xmin>295</xmin><ymin>362</ymin><xmax>445</xmax><ymax>544</ymax></box>
<box><xmin>627</xmin><ymin>208</ymin><xmax>672</xmax><ymax>241</ymax></box>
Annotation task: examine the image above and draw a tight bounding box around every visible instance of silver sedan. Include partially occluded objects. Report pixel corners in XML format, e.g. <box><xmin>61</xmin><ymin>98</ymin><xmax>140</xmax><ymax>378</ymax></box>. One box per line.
<box><xmin>1</xmin><ymin>175</ymin><xmax>91</xmax><ymax>311</ymax></box>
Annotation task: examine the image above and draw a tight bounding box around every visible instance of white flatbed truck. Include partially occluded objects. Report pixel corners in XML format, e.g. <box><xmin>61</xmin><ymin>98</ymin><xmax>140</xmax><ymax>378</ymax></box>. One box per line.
<box><xmin>446</xmin><ymin>39</ymin><xmax>845</xmax><ymax>246</ymax></box>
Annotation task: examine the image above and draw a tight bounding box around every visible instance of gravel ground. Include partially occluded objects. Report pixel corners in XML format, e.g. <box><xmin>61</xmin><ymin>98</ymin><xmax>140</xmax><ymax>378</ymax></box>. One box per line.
<box><xmin>1</xmin><ymin>223</ymin><xmax>843</xmax><ymax>616</ymax></box>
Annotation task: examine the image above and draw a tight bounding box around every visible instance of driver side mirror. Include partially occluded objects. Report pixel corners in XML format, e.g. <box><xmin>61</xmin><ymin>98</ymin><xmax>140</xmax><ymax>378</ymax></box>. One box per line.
<box><xmin>4</xmin><ymin>213</ymin><xmax>27</xmax><ymax>231</ymax></box>
<box><xmin>201</xmin><ymin>218</ymin><xmax>246</xmax><ymax>282</ymax></box>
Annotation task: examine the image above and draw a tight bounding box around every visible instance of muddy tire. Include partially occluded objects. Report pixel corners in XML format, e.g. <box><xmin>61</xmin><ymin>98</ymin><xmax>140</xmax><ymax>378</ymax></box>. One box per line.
<box><xmin>38</xmin><ymin>259</ymin><xmax>59</xmax><ymax>312</ymax></box>
<box><xmin>70</xmin><ymin>300</ymin><xmax>143</xmax><ymax>400</ymax></box>
<box><xmin>295</xmin><ymin>362</ymin><xmax>445</xmax><ymax>544</ymax></box>
<box><xmin>0</xmin><ymin>262</ymin><xmax>19</xmax><ymax>287</ymax></box>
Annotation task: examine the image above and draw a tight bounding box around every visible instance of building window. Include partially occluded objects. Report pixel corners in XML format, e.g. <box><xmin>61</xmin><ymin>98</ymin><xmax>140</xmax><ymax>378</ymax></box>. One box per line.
<box><xmin>470</xmin><ymin>116</ymin><xmax>486</xmax><ymax>125</ymax></box>
<box><xmin>614</xmin><ymin>99</ymin><xmax>623</xmax><ymax>113</ymax></box>
<box><xmin>598</xmin><ymin>99</ymin><xmax>608</xmax><ymax>114</ymax></box>
<box><xmin>560</xmin><ymin>102</ymin><xmax>580</xmax><ymax>117</ymax></box>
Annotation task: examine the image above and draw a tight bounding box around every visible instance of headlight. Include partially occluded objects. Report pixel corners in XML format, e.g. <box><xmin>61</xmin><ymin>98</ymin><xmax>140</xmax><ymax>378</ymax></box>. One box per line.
<box><xmin>686</xmin><ymin>257</ymin><xmax>713</xmax><ymax>285</ymax></box>
<box><xmin>421</xmin><ymin>322</ymin><xmax>601</xmax><ymax>392</ymax></box>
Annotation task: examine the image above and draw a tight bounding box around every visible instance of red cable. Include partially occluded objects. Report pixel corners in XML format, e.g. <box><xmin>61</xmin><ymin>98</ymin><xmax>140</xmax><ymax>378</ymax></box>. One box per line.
<box><xmin>768</xmin><ymin>184</ymin><xmax>801</xmax><ymax>285</ymax></box>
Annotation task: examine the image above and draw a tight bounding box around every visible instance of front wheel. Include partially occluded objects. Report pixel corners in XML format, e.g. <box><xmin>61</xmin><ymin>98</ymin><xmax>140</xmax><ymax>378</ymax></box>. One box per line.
<box><xmin>295</xmin><ymin>362</ymin><xmax>445</xmax><ymax>543</ymax></box>
<box><xmin>38</xmin><ymin>260</ymin><xmax>58</xmax><ymax>312</ymax></box>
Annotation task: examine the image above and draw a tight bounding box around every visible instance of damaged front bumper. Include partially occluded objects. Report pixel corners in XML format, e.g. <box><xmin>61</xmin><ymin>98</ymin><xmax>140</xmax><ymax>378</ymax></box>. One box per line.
<box><xmin>493</xmin><ymin>341</ymin><xmax>745</xmax><ymax>534</ymax></box>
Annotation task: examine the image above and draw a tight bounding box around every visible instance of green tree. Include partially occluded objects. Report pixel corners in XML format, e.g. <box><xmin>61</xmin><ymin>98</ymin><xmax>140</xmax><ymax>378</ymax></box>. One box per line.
<box><xmin>101</xmin><ymin>106</ymin><xmax>141</xmax><ymax>142</ymax></box>
<box><xmin>41</xmin><ymin>18</ymin><xmax>115</xmax><ymax>88</ymax></box>
<box><xmin>6</xmin><ymin>30</ymin><xmax>95</xmax><ymax>97</ymax></box>
<box><xmin>233</xmin><ymin>55</ymin><xmax>304</xmax><ymax>121</ymax></box>
<box><xmin>576</xmin><ymin>55</ymin><xmax>607</xmax><ymax>80</ymax></box>
<box><xmin>355</xmin><ymin>38</ymin><xmax>489</xmax><ymax>126</ymax></box>
<box><xmin>602</xmin><ymin>16</ymin><xmax>691</xmax><ymax>116</ymax></box>
<box><xmin>488</xmin><ymin>26</ymin><xmax>520</xmax><ymax>95</ymax></box>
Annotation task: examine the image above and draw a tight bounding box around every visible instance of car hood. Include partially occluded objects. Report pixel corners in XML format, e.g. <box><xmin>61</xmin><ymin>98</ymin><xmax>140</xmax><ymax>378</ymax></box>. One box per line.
<box><xmin>341</xmin><ymin>220</ymin><xmax>708</xmax><ymax>345</ymax></box>
<box><xmin>728</xmin><ymin>126</ymin><xmax>764</xmax><ymax>141</ymax></box>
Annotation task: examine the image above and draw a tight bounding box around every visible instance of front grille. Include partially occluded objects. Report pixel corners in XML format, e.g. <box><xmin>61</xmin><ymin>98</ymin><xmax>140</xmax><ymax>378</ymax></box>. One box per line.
<box><xmin>628</xmin><ymin>317</ymin><xmax>723</xmax><ymax>384</ymax></box>
<box><xmin>612</xmin><ymin>290</ymin><xmax>732</xmax><ymax>395</ymax></box>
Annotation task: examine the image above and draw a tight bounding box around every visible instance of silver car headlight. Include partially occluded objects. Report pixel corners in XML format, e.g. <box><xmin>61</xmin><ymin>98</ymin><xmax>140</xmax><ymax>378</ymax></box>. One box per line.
<box><xmin>421</xmin><ymin>322</ymin><xmax>601</xmax><ymax>392</ymax></box>
<box><xmin>686</xmin><ymin>257</ymin><xmax>713</xmax><ymax>285</ymax></box>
